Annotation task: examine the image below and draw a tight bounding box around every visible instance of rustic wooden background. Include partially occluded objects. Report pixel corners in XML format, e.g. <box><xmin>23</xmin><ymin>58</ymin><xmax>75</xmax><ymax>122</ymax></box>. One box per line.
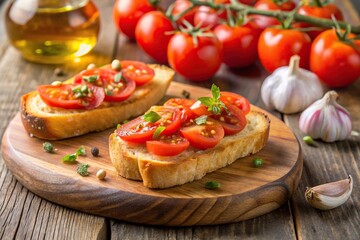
<box><xmin>0</xmin><ymin>0</ymin><xmax>359</xmax><ymax>239</ymax></box>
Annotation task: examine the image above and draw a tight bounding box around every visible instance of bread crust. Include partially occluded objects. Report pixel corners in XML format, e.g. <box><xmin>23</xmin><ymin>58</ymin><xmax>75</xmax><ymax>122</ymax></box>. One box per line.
<box><xmin>109</xmin><ymin>111</ymin><xmax>271</xmax><ymax>188</ymax></box>
<box><xmin>20</xmin><ymin>65</ymin><xmax>174</xmax><ymax>140</ymax></box>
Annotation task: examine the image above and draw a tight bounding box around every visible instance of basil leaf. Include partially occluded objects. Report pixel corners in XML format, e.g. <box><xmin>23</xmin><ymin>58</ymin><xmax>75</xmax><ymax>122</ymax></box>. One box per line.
<box><xmin>198</xmin><ymin>97</ymin><xmax>213</xmax><ymax>107</ymax></box>
<box><xmin>153</xmin><ymin>126</ymin><xmax>165</xmax><ymax>139</ymax></box>
<box><xmin>143</xmin><ymin>111</ymin><xmax>161</xmax><ymax>123</ymax></box>
<box><xmin>76</xmin><ymin>146</ymin><xmax>86</xmax><ymax>156</ymax></box>
<box><xmin>62</xmin><ymin>153</ymin><xmax>77</xmax><ymax>163</ymax></box>
<box><xmin>211</xmin><ymin>84</ymin><xmax>221</xmax><ymax>100</ymax></box>
<box><xmin>205</xmin><ymin>180</ymin><xmax>221</xmax><ymax>189</ymax></box>
<box><xmin>195</xmin><ymin>115</ymin><xmax>207</xmax><ymax>125</ymax></box>
<box><xmin>114</xmin><ymin>72</ymin><xmax>122</xmax><ymax>83</ymax></box>
<box><xmin>83</xmin><ymin>75</ymin><xmax>98</xmax><ymax>83</ymax></box>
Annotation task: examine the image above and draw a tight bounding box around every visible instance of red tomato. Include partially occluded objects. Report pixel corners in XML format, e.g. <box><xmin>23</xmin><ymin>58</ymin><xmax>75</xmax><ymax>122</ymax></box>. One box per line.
<box><xmin>310</xmin><ymin>29</ymin><xmax>360</xmax><ymax>88</ymax></box>
<box><xmin>194</xmin><ymin>0</ymin><xmax>229</xmax><ymax>29</ymax></box>
<box><xmin>113</xmin><ymin>0</ymin><xmax>156</xmax><ymax>39</ymax></box>
<box><xmin>38</xmin><ymin>84</ymin><xmax>105</xmax><ymax>109</ymax></box>
<box><xmin>239</xmin><ymin>0</ymin><xmax>258</xmax><ymax>5</ymax></box>
<box><xmin>146</xmin><ymin>135</ymin><xmax>190</xmax><ymax>156</ymax></box>
<box><xmin>180</xmin><ymin>117</ymin><xmax>224</xmax><ymax>149</ymax></box>
<box><xmin>295</xmin><ymin>3</ymin><xmax>343</xmax><ymax>39</ymax></box>
<box><xmin>172</xmin><ymin>0</ymin><xmax>198</xmax><ymax>26</ymax></box>
<box><xmin>214</xmin><ymin>21</ymin><xmax>261</xmax><ymax>68</ymax></box>
<box><xmin>258</xmin><ymin>28</ymin><xmax>311</xmax><ymax>73</ymax></box>
<box><xmin>252</xmin><ymin>0</ymin><xmax>296</xmax><ymax>30</ymax></box>
<box><xmin>74</xmin><ymin>68</ymin><xmax>136</xmax><ymax>102</ymax></box>
<box><xmin>117</xmin><ymin>107</ymin><xmax>182</xmax><ymax>143</ymax></box>
<box><xmin>190</xmin><ymin>100</ymin><xmax>213</xmax><ymax>116</ymax></box>
<box><xmin>120</xmin><ymin>61</ymin><xmax>155</xmax><ymax>86</ymax></box>
<box><xmin>168</xmin><ymin>32</ymin><xmax>223</xmax><ymax>81</ymax></box>
<box><xmin>211</xmin><ymin>105</ymin><xmax>247</xmax><ymax>135</ymax></box>
<box><xmin>164</xmin><ymin>98</ymin><xmax>197</xmax><ymax>123</ymax></box>
<box><xmin>135</xmin><ymin>11</ymin><xmax>175</xmax><ymax>64</ymax></box>
<box><xmin>220</xmin><ymin>92</ymin><xmax>251</xmax><ymax>114</ymax></box>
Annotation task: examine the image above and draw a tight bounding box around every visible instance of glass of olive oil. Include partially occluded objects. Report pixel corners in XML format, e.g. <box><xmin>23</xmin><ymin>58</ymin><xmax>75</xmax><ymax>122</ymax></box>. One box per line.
<box><xmin>5</xmin><ymin>0</ymin><xmax>100</xmax><ymax>64</ymax></box>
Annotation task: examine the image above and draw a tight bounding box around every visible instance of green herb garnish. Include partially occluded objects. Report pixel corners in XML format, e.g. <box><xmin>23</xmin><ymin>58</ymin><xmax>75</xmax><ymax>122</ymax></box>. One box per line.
<box><xmin>143</xmin><ymin>111</ymin><xmax>161</xmax><ymax>123</ymax></box>
<box><xmin>252</xmin><ymin>158</ymin><xmax>264</xmax><ymax>168</ymax></box>
<box><xmin>43</xmin><ymin>142</ymin><xmax>54</xmax><ymax>153</ymax></box>
<box><xmin>105</xmin><ymin>89</ymin><xmax>114</xmax><ymax>96</ymax></box>
<box><xmin>198</xmin><ymin>84</ymin><xmax>228</xmax><ymax>115</ymax></box>
<box><xmin>72</xmin><ymin>84</ymin><xmax>90</xmax><ymax>98</ymax></box>
<box><xmin>76</xmin><ymin>146</ymin><xmax>86</xmax><ymax>156</ymax></box>
<box><xmin>195</xmin><ymin>115</ymin><xmax>207</xmax><ymax>125</ymax></box>
<box><xmin>153</xmin><ymin>126</ymin><xmax>166</xmax><ymax>139</ymax></box>
<box><xmin>77</xmin><ymin>163</ymin><xmax>90</xmax><ymax>176</ymax></box>
<box><xmin>205</xmin><ymin>180</ymin><xmax>221</xmax><ymax>189</ymax></box>
<box><xmin>62</xmin><ymin>153</ymin><xmax>77</xmax><ymax>163</ymax></box>
<box><xmin>82</xmin><ymin>75</ymin><xmax>99</xmax><ymax>83</ymax></box>
<box><xmin>114</xmin><ymin>72</ymin><xmax>122</xmax><ymax>83</ymax></box>
<box><xmin>303</xmin><ymin>136</ymin><xmax>316</xmax><ymax>146</ymax></box>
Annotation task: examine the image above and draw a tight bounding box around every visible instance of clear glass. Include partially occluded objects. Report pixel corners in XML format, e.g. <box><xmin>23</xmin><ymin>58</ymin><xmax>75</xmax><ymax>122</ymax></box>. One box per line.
<box><xmin>5</xmin><ymin>0</ymin><xmax>100</xmax><ymax>64</ymax></box>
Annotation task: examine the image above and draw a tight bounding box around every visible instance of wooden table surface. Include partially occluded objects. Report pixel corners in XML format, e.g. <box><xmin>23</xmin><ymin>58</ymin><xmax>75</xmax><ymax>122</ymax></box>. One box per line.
<box><xmin>0</xmin><ymin>0</ymin><xmax>359</xmax><ymax>239</ymax></box>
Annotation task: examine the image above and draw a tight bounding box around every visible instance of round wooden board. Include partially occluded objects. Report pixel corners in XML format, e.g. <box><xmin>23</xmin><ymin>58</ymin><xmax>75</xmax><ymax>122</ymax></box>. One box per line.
<box><xmin>1</xmin><ymin>82</ymin><xmax>302</xmax><ymax>226</ymax></box>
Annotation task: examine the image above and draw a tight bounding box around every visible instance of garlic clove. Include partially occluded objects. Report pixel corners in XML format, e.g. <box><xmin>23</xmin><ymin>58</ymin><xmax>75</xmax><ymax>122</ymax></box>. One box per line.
<box><xmin>305</xmin><ymin>175</ymin><xmax>353</xmax><ymax>210</ymax></box>
<box><xmin>261</xmin><ymin>55</ymin><xmax>323</xmax><ymax>114</ymax></box>
<box><xmin>299</xmin><ymin>91</ymin><xmax>352</xmax><ymax>142</ymax></box>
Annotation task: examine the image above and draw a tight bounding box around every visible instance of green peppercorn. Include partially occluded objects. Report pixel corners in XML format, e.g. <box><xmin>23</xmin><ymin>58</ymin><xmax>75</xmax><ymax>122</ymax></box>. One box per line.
<box><xmin>303</xmin><ymin>136</ymin><xmax>316</xmax><ymax>146</ymax></box>
<box><xmin>205</xmin><ymin>180</ymin><xmax>221</xmax><ymax>189</ymax></box>
<box><xmin>252</xmin><ymin>158</ymin><xmax>263</xmax><ymax>168</ymax></box>
<box><xmin>43</xmin><ymin>142</ymin><xmax>54</xmax><ymax>153</ymax></box>
<box><xmin>91</xmin><ymin>147</ymin><xmax>99</xmax><ymax>157</ymax></box>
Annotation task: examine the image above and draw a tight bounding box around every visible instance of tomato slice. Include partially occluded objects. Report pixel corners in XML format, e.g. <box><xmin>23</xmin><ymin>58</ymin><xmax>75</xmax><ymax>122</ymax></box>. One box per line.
<box><xmin>74</xmin><ymin>68</ymin><xmax>136</xmax><ymax>102</ymax></box>
<box><xmin>146</xmin><ymin>135</ymin><xmax>190</xmax><ymax>156</ymax></box>
<box><xmin>121</xmin><ymin>61</ymin><xmax>155</xmax><ymax>86</ymax></box>
<box><xmin>38</xmin><ymin>84</ymin><xmax>105</xmax><ymax>109</ymax></box>
<box><xmin>211</xmin><ymin>105</ymin><xmax>247</xmax><ymax>135</ymax></box>
<box><xmin>117</xmin><ymin>106</ymin><xmax>182</xmax><ymax>143</ymax></box>
<box><xmin>164</xmin><ymin>98</ymin><xmax>197</xmax><ymax>123</ymax></box>
<box><xmin>220</xmin><ymin>92</ymin><xmax>251</xmax><ymax>114</ymax></box>
<box><xmin>190</xmin><ymin>100</ymin><xmax>213</xmax><ymax>116</ymax></box>
<box><xmin>180</xmin><ymin>117</ymin><xmax>224</xmax><ymax>150</ymax></box>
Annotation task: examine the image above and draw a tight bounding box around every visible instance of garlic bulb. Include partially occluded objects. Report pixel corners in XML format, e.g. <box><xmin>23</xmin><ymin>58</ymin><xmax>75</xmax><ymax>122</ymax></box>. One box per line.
<box><xmin>305</xmin><ymin>175</ymin><xmax>353</xmax><ymax>210</ymax></box>
<box><xmin>261</xmin><ymin>55</ymin><xmax>324</xmax><ymax>114</ymax></box>
<box><xmin>299</xmin><ymin>91</ymin><xmax>352</xmax><ymax>142</ymax></box>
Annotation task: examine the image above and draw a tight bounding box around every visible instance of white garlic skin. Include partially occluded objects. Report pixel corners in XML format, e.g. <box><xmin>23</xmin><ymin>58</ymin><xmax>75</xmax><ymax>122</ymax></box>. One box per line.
<box><xmin>261</xmin><ymin>55</ymin><xmax>324</xmax><ymax>114</ymax></box>
<box><xmin>299</xmin><ymin>91</ymin><xmax>352</xmax><ymax>142</ymax></box>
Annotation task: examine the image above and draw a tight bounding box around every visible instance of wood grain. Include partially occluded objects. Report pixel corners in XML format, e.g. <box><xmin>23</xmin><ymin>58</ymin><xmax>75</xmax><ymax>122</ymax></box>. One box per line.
<box><xmin>2</xmin><ymin>82</ymin><xmax>302</xmax><ymax>226</ymax></box>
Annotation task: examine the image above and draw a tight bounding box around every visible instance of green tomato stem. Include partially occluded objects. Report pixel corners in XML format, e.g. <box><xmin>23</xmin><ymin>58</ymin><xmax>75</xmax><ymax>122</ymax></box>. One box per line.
<box><xmin>188</xmin><ymin>0</ymin><xmax>360</xmax><ymax>34</ymax></box>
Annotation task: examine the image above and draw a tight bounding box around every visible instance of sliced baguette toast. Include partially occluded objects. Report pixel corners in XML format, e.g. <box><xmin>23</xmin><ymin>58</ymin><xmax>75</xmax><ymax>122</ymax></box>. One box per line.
<box><xmin>109</xmin><ymin>111</ymin><xmax>270</xmax><ymax>188</ymax></box>
<box><xmin>20</xmin><ymin>64</ymin><xmax>174</xmax><ymax>140</ymax></box>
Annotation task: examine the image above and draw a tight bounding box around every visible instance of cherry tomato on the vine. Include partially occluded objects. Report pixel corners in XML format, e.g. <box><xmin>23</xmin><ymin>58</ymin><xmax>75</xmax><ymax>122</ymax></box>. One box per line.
<box><xmin>113</xmin><ymin>0</ymin><xmax>156</xmax><ymax>39</ymax></box>
<box><xmin>252</xmin><ymin>0</ymin><xmax>296</xmax><ymax>30</ymax></box>
<box><xmin>295</xmin><ymin>2</ymin><xmax>343</xmax><ymax>39</ymax></box>
<box><xmin>193</xmin><ymin>0</ymin><xmax>230</xmax><ymax>29</ymax></box>
<box><xmin>214</xmin><ymin>21</ymin><xmax>262</xmax><ymax>68</ymax></box>
<box><xmin>310</xmin><ymin>29</ymin><xmax>360</xmax><ymax>88</ymax></box>
<box><xmin>258</xmin><ymin>27</ymin><xmax>311</xmax><ymax>73</ymax></box>
<box><xmin>135</xmin><ymin>11</ymin><xmax>175</xmax><ymax>64</ymax></box>
<box><xmin>172</xmin><ymin>0</ymin><xmax>198</xmax><ymax>26</ymax></box>
<box><xmin>168</xmin><ymin>32</ymin><xmax>223</xmax><ymax>81</ymax></box>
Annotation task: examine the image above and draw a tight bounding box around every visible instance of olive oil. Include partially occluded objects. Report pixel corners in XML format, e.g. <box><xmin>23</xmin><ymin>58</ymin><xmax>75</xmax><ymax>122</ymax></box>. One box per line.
<box><xmin>5</xmin><ymin>0</ymin><xmax>100</xmax><ymax>64</ymax></box>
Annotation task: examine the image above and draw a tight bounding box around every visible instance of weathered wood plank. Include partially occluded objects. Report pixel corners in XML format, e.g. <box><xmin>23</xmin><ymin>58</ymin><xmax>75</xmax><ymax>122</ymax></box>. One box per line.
<box><xmin>285</xmin><ymin>2</ymin><xmax>360</xmax><ymax>240</ymax></box>
<box><xmin>0</xmin><ymin>1</ymin><xmax>115</xmax><ymax>239</ymax></box>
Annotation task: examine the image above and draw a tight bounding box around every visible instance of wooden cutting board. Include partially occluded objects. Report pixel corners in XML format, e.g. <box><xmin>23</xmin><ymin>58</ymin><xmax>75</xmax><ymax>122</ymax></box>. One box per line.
<box><xmin>1</xmin><ymin>82</ymin><xmax>302</xmax><ymax>226</ymax></box>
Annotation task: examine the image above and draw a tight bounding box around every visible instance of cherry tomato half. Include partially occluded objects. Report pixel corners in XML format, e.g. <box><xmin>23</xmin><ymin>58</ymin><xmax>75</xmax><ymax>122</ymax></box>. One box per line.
<box><xmin>74</xmin><ymin>68</ymin><xmax>136</xmax><ymax>102</ymax></box>
<box><xmin>220</xmin><ymin>92</ymin><xmax>251</xmax><ymax>114</ymax></box>
<box><xmin>38</xmin><ymin>84</ymin><xmax>105</xmax><ymax>109</ymax></box>
<box><xmin>146</xmin><ymin>135</ymin><xmax>190</xmax><ymax>156</ymax></box>
<box><xmin>117</xmin><ymin>106</ymin><xmax>182</xmax><ymax>143</ymax></box>
<box><xmin>113</xmin><ymin>0</ymin><xmax>156</xmax><ymax>39</ymax></box>
<box><xmin>211</xmin><ymin>104</ymin><xmax>247</xmax><ymax>135</ymax></box>
<box><xmin>164</xmin><ymin>98</ymin><xmax>197</xmax><ymax>123</ymax></box>
<box><xmin>258</xmin><ymin>28</ymin><xmax>311</xmax><ymax>73</ymax></box>
<box><xmin>180</xmin><ymin>117</ymin><xmax>224</xmax><ymax>149</ymax></box>
<box><xmin>121</xmin><ymin>61</ymin><xmax>155</xmax><ymax>86</ymax></box>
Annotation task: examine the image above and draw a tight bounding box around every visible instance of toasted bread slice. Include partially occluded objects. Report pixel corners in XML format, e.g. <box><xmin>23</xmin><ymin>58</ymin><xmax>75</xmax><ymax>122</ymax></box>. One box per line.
<box><xmin>109</xmin><ymin>111</ymin><xmax>270</xmax><ymax>188</ymax></box>
<box><xmin>20</xmin><ymin>64</ymin><xmax>174</xmax><ymax>140</ymax></box>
